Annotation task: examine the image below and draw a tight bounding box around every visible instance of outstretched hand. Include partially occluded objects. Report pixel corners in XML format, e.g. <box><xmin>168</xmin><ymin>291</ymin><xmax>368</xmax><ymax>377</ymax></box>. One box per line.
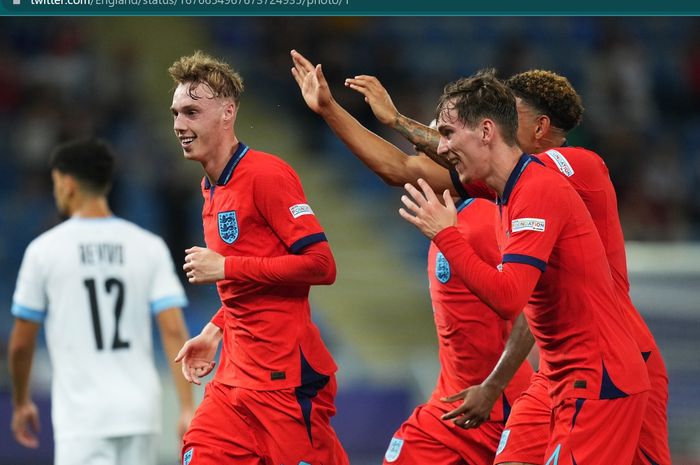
<box><xmin>344</xmin><ymin>75</ymin><xmax>399</xmax><ymax>126</ymax></box>
<box><xmin>399</xmin><ymin>178</ymin><xmax>457</xmax><ymax>239</ymax></box>
<box><xmin>290</xmin><ymin>49</ymin><xmax>333</xmax><ymax>115</ymax></box>
<box><xmin>440</xmin><ymin>383</ymin><xmax>501</xmax><ymax>429</ymax></box>
<box><xmin>174</xmin><ymin>333</ymin><xmax>219</xmax><ymax>385</ymax></box>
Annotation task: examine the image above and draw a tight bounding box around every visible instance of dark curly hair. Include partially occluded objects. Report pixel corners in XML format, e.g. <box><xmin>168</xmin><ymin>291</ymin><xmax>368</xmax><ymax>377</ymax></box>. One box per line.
<box><xmin>505</xmin><ymin>70</ymin><xmax>584</xmax><ymax>132</ymax></box>
<box><xmin>435</xmin><ymin>69</ymin><xmax>519</xmax><ymax>146</ymax></box>
<box><xmin>50</xmin><ymin>137</ymin><xmax>115</xmax><ymax>195</ymax></box>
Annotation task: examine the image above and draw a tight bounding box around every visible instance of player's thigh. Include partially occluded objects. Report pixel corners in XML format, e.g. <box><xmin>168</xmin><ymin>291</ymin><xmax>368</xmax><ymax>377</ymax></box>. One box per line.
<box><xmin>635</xmin><ymin>350</ymin><xmax>670</xmax><ymax>465</ymax></box>
<box><xmin>383</xmin><ymin>403</ymin><xmax>501</xmax><ymax>465</ymax></box>
<box><xmin>55</xmin><ymin>436</ymin><xmax>116</xmax><ymax>465</ymax></box>
<box><xmin>116</xmin><ymin>434</ymin><xmax>158</xmax><ymax>465</ymax></box>
<box><xmin>246</xmin><ymin>376</ymin><xmax>348</xmax><ymax>465</ymax></box>
<box><xmin>495</xmin><ymin>383</ymin><xmax>550</xmax><ymax>465</ymax></box>
<box><xmin>545</xmin><ymin>393</ymin><xmax>648</xmax><ymax>465</ymax></box>
<box><xmin>182</xmin><ymin>382</ymin><xmax>262</xmax><ymax>465</ymax></box>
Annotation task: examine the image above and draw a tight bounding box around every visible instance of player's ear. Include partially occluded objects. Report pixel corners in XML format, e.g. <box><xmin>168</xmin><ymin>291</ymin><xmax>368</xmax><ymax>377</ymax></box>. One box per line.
<box><xmin>63</xmin><ymin>174</ymin><xmax>79</xmax><ymax>198</ymax></box>
<box><xmin>481</xmin><ymin>118</ymin><xmax>495</xmax><ymax>144</ymax></box>
<box><xmin>223</xmin><ymin>100</ymin><xmax>238</xmax><ymax>126</ymax></box>
<box><xmin>535</xmin><ymin>114</ymin><xmax>550</xmax><ymax>140</ymax></box>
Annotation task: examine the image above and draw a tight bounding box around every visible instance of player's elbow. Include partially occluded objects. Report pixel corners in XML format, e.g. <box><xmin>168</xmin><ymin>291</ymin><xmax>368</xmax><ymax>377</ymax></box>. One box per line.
<box><xmin>156</xmin><ymin>308</ymin><xmax>189</xmax><ymax>340</ymax></box>
<box><xmin>485</xmin><ymin>297</ymin><xmax>524</xmax><ymax>321</ymax></box>
<box><xmin>495</xmin><ymin>304</ymin><xmax>522</xmax><ymax>321</ymax></box>
<box><xmin>380</xmin><ymin>172</ymin><xmax>407</xmax><ymax>187</ymax></box>
<box><xmin>304</xmin><ymin>242</ymin><xmax>336</xmax><ymax>285</ymax></box>
<box><xmin>314</xmin><ymin>253</ymin><xmax>336</xmax><ymax>285</ymax></box>
<box><xmin>8</xmin><ymin>339</ymin><xmax>34</xmax><ymax>364</ymax></box>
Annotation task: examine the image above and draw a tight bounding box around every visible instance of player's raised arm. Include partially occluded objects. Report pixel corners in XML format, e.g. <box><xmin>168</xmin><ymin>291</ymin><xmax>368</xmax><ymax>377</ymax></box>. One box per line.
<box><xmin>290</xmin><ymin>49</ymin><xmax>454</xmax><ymax>192</ymax></box>
<box><xmin>344</xmin><ymin>75</ymin><xmax>445</xmax><ymax>168</ymax></box>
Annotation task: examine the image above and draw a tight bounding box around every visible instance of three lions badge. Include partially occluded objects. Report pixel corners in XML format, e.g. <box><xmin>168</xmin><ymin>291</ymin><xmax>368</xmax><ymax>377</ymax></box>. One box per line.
<box><xmin>218</xmin><ymin>211</ymin><xmax>239</xmax><ymax>244</ymax></box>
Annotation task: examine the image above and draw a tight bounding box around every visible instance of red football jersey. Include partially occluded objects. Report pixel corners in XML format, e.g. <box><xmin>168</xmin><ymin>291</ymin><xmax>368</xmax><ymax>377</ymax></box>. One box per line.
<box><xmin>201</xmin><ymin>143</ymin><xmax>337</xmax><ymax>390</ymax></box>
<box><xmin>427</xmin><ymin>198</ymin><xmax>533</xmax><ymax>422</ymax></box>
<box><xmin>455</xmin><ymin>146</ymin><xmax>657</xmax><ymax>354</ymax></box>
<box><xmin>498</xmin><ymin>155</ymin><xmax>649</xmax><ymax>404</ymax></box>
<box><xmin>534</xmin><ymin>147</ymin><xmax>656</xmax><ymax>353</ymax></box>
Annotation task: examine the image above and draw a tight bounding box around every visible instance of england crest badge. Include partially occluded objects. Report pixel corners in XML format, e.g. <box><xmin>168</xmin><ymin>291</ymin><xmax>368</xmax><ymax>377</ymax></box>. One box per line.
<box><xmin>384</xmin><ymin>437</ymin><xmax>404</xmax><ymax>463</ymax></box>
<box><xmin>183</xmin><ymin>448</ymin><xmax>193</xmax><ymax>465</ymax></box>
<box><xmin>435</xmin><ymin>252</ymin><xmax>451</xmax><ymax>283</ymax></box>
<box><xmin>218</xmin><ymin>211</ymin><xmax>239</xmax><ymax>244</ymax></box>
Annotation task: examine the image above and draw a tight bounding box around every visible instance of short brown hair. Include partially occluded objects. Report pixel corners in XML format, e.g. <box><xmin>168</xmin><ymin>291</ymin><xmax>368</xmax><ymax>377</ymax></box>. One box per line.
<box><xmin>506</xmin><ymin>70</ymin><xmax>583</xmax><ymax>132</ymax></box>
<box><xmin>436</xmin><ymin>69</ymin><xmax>519</xmax><ymax>146</ymax></box>
<box><xmin>168</xmin><ymin>50</ymin><xmax>244</xmax><ymax>104</ymax></box>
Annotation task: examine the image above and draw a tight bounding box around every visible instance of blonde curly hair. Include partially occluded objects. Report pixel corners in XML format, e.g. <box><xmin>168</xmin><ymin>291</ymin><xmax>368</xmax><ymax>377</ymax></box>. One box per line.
<box><xmin>168</xmin><ymin>50</ymin><xmax>244</xmax><ymax>104</ymax></box>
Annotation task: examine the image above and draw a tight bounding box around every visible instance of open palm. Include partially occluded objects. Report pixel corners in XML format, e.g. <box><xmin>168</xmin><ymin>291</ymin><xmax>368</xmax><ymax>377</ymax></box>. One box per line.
<box><xmin>291</xmin><ymin>50</ymin><xmax>333</xmax><ymax>114</ymax></box>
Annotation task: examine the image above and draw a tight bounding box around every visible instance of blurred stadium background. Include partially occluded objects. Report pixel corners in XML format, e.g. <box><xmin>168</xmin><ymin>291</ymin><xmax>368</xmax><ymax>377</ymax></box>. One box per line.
<box><xmin>0</xmin><ymin>16</ymin><xmax>699</xmax><ymax>465</ymax></box>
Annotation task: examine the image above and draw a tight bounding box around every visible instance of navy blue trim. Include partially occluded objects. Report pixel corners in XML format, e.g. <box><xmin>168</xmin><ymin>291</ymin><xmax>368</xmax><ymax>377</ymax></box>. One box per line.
<box><xmin>571</xmin><ymin>398</ymin><xmax>585</xmax><ymax>430</ymax></box>
<box><xmin>449</xmin><ymin>168</ymin><xmax>470</xmax><ymax>201</ymax></box>
<box><xmin>455</xmin><ymin>197</ymin><xmax>475</xmax><ymax>212</ymax></box>
<box><xmin>295</xmin><ymin>350</ymin><xmax>330</xmax><ymax>444</ymax></box>
<box><xmin>571</xmin><ymin>452</ymin><xmax>578</xmax><ymax>465</ymax></box>
<box><xmin>642</xmin><ymin>351</ymin><xmax>651</xmax><ymax>362</ymax></box>
<box><xmin>502</xmin><ymin>253</ymin><xmax>546</xmax><ymax>272</ymax></box>
<box><xmin>599</xmin><ymin>361</ymin><xmax>629</xmax><ymax>399</ymax></box>
<box><xmin>204</xmin><ymin>142</ymin><xmax>249</xmax><ymax>189</ymax></box>
<box><xmin>498</xmin><ymin>154</ymin><xmax>544</xmax><ymax>206</ymax></box>
<box><xmin>640</xmin><ymin>448</ymin><xmax>660</xmax><ymax>465</ymax></box>
<box><xmin>290</xmin><ymin>232</ymin><xmax>327</xmax><ymax>254</ymax></box>
<box><xmin>502</xmin><ymin>393</ymin><xmax>512</xmax><ymax>423</ymax></box>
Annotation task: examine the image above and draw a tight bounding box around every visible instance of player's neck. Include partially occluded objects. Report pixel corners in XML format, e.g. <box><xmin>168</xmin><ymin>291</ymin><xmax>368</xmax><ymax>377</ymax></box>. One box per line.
<box><xmin>539</xmin><ymin>131</ymin><xmax>567</xmax><ymax>152</ymax></box>
<box><xmin>70</xmin><ymin>196</ymin><xmax>112</xmax><ymax>219</ymax></box>
<box><xmin>202</xmin><ymin>136</ymin><xmax>240</xmax><ymax>185</ymax></box>
<box><xmin>486</xmin><ymin>145</ymin><xmax>523</xmax><ymax>197</ymax></box>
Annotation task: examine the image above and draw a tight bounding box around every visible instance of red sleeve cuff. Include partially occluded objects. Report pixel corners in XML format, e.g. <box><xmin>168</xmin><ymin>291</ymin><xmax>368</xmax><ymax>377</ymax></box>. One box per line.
<box><xmin>433</xmin><ymin>226</ymin><xmax>473</xmax><ymax>254</ymax></box>
<box><xmin>224</xmin><ymin>256</ymin><xmax>238</xmax><ymax>280</ymax></box>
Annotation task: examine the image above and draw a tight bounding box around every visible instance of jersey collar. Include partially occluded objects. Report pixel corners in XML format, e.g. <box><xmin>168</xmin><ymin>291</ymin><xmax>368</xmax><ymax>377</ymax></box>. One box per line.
<box><xmin>497</xmin><ymin>153</ymin><xmax>544</xmax><ymax>206</ymax></box>
<box><xmin>204</xmin><ymin>142</ymin><xmax>250</xmax><ymax>189</ymax></box>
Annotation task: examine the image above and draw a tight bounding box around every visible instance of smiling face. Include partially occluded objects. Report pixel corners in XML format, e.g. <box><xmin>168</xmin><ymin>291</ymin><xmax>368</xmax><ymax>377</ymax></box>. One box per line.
<box><xmin>436</xmin><ymin>104</ymin><xmax>491</xmax><ymax>185</ymax></box>
<box><xmin>171</xmin><ymin>81</ymin><xmax>237</xmax><ymax>163</ymax></box>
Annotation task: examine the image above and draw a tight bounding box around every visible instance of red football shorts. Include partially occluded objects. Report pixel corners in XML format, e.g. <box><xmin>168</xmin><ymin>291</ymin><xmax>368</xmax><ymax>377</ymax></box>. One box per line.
<box><xmin>382</xmin><ymin>402</ymin><xmax>504</xmax><ymax>465</ymax></box>
<box><xmin>544</xmin><ymin>392</ymin><xmax>649</xmax><ymax>465</ymax></box>
<box><xmin>634</xmin><ymin>348</ymin><xmax>670</xmax><ymax>465</ymax></box>
<box><xmin>495</xmin><ymin>372</ymin><xmax>550</xmax><ymax>465</ymax></box>
<box><xmin>182</xmin><ymin>378</ymin><xmax>349</xmax><ymax>465</ymax></box>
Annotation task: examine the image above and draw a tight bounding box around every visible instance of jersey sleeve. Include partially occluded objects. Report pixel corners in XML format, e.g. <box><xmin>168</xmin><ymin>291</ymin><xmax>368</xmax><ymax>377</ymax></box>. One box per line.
<box><xmin>149</xmin><ymin>237</ymin><xmax>188</xmax><ymax>315</ymax></box>
<box><xmin>12</xmin><ymin>240</ymin><xmax>48</xmax><ymax>323</ymax></box>
<box><xmin>502</xmin><ymin>179</ymin><xmax>570</xmax><ymax>272</ymax></box>
<box><xmin>253</xmin><ymin>163</ymin><xmax>327</xmax><ymax>254</ymax></box>
<box><xmin>211</xmin><ymin>306</ymin><xmax>225</xmax><ymax>329</ymax></box>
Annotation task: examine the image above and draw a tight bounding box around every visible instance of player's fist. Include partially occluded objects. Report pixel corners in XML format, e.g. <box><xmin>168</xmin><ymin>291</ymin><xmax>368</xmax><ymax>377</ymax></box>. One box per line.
<box><xmin>183</xmin><ymin>246</ymin><xmax>225</xmax><ymax>284</ymax></box>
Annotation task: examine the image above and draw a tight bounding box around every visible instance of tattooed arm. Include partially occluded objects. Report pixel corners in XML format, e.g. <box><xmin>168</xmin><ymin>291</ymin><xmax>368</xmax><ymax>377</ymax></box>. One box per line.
<box><xmin>344</xmin><ymin>75</ymin><xmax>446</xmax><ymax>168</ymax></box>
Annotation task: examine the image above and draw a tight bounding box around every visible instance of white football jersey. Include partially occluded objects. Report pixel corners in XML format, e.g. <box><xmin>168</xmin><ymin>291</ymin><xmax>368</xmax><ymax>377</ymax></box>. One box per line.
<box><xmin>12</xmin><ymin>216</ymin><xmax>188</xmax><ymax>440</ymax></box>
